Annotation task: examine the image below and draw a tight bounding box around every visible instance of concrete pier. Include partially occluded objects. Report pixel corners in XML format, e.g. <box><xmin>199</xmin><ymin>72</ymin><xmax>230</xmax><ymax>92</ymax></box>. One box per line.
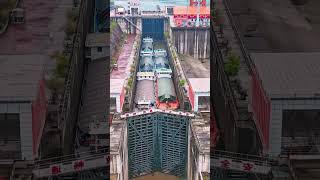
<box><xmin>170</xmin><ymin>28</ymin><xmax>210</xmax><ymax>59</ymax></box>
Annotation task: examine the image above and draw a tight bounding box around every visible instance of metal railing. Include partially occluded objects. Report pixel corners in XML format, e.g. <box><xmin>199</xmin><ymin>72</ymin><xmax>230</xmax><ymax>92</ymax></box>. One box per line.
<box><xmin>34</xmin><ymin>147</ymin><xmax>109</xmax><ymax>169</ymax></box>
<box><xmin>222</xmin><ymin>0</ymin><xmax>254</xmax><ymax>73</ymax></box>
<box><xmin>281</xmin><ymin>130</ymin><xmax>320</xmax><ymax>155</ymax></box>
<box><xmin>58</xmin><ymin>0</ymin><xmax>90</xmax><ymax>154</ymax></box>
<box><xmin>212</xmin><ymin>150</ymin><xmax>273</xmax><ymax>166</ymax></box>
<box><xmin>211</xmin><ymin>26</ymin><xmax>239</xmax><ymax>122</ymax></box>
<box><xmin>222</xmin><ymin>0</ymin><xmax>269</xmax><ymax>101</ymax></box>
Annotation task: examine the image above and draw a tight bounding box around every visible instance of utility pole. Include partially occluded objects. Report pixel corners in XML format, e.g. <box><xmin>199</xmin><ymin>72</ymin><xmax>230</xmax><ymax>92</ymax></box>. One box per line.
<box><xmin>196</xmin><ymin>0</ymin><xmax>201</xmax><ymax>27</ymax></box>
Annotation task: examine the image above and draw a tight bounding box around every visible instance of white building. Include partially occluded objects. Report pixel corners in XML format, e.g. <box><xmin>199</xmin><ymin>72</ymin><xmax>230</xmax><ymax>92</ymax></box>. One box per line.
<box><xmin>188</xmin><ymin>78</ymin><xmax>210</xmax><ymax>112</ymax></box>
<box><xmin>0</xmin><ymin>55</ymin><xmax>47</xmax><ymax>161</ymax></box>
<box><xmin>249</xmin><ymin>52</ymin><xmax>320</xmax><ymax>156</ymax></box>
<box><xmin>85</xmin><ymin>33</ymin><xmax>109</xmax><ymax>60</ymax></box>
<box><xmin>110</xmin><ymin>79</ymin><xmax>126</xmax><ymax>113</ymax></box>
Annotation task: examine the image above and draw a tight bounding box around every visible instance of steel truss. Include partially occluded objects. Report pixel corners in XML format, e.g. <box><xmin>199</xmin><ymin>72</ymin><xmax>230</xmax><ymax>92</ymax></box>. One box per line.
<box><xmin>127</xmin><ymin>112</ymin><xmax>189</xmax><ymax>178</ymax></box>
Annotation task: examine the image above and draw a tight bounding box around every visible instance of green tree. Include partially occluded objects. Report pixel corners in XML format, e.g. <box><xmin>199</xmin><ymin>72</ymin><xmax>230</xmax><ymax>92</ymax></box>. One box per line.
<box><xmin>0</xmin><ymin>9</ymin><xmax>8</xmax><ymax>26</ymax></box>
<box><xmin>179</xmin><ymin>79</ymin><xmax>186</xmax><ymax>87</ymax></box>
<box><xmin>66</xmin><ymin>8</ymin><xmax>79</xmax><ymax>21</ymax></box>
<box><xmin>127</xmin><ymin>76</ymin><xmax>133</xmax><ymax>88</ymax></box>
<box><xmin>224</xmin><ymin>52</ymin><xmax>240</xmax><ymax>77</ymax></box>
<box><xmin>64</xmin><ymin>19</ymin><xmax>77</xmax><ymax>37</ymax></box>
<box><xmin>46</xmin><ymin>77</ymin><xmax>64</xmax><ymax>94</ymax></box>
<box><xmin>130</xmin><ymin>64</ymin><xmax>135</xmax><ymax>74</ymax></box>
<box><xmin>64</xmin><ymin>8</ymin><xmax>78</xmax><ymax>37</ymax></box>
<box><xmin>110</xmin><ymin>21</ymin><xmax>118</xmax><ymax>33</ymax></box>
<box><xmin>51</xmin><ymin>51</ymin><xmax>69</xmax><ymax>78</ymax></box>
<box><xmin>164</xmin><ymin>32</ymin><xmax>169</xmax><ymax>39</ymax></box>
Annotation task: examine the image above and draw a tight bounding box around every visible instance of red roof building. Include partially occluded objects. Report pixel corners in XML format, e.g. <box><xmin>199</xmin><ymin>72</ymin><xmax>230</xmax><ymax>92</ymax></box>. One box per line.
<box><xmin>173</xmin><ymin>6</ymin><xmax>210</xmax><ymax>27</ymax></box>
<box><xmin>189</xmin><ymin>0</ymin><xmax>206</xmax><ymax>6</ymax></box>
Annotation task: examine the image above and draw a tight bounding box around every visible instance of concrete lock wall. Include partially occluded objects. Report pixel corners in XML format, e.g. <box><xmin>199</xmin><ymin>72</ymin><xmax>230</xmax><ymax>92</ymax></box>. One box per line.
<box><xmin>110</xmin><ymin>122</ymin><xmax>128</xmax><ymax>180</ymax></box>
<box><xmin>171</xmin><ymin>28</ymin><xmax>210</xmax><ymax>59</ymax></box>
<box><xmin>61</xmin><ymin>0</ymin><xmax>93</xmax><ymax>155</ymax></box>
<box><xmin>165</xmin><ymin>39</ymin><xmax>187</xmax><ymax>110</ymax></box>
<box><xmin>188</xmin><ymin>123</ymin><xmax>209</xmax><ymax>180</ymax></box>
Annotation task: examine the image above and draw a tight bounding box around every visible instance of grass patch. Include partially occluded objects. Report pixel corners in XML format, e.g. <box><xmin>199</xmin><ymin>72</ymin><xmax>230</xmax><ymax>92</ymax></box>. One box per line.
<box><xmin>224</xmin><ymin>52</ymin><xmax>240</xmax><ymax>77</ymax></box>
<box><xmin>0</xmin><ymin>0</ymin><xmax>17</xmax><ymax>30</ymax></box>
<box><xmin>110</xmin><ymin>21</ymin><xmax>118</xmax><ymax>33</ymax></box>
<box><xmin>51</xmin><ymin>51</ymin><xmax>69</xmax><ymax>78</ymax></box>
<box><xmin>64</xmin><ymin>8</ymin><xmax>79</xmax><ymax>38</ymax></box>
<box><xmin>179</xmin><ymin>79</ymin><xmax>186</xmax><ymax>87</ymax></box>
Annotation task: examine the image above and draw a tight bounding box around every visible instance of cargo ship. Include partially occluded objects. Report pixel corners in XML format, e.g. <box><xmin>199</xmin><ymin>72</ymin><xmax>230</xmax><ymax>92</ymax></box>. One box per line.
<box><xmin>140</xmin><ymin>37</ymin><xmax>153</xmax><ymax>56</ymax></box>
<box><xmin>134</xmin><ymin>37</ymin><xmax>156</xmax><ymax>110</ymax></box>
<box><xmin>154</xmin><ymin>48</ymin><xmax>179</xmax><ymax>110</ymax></box>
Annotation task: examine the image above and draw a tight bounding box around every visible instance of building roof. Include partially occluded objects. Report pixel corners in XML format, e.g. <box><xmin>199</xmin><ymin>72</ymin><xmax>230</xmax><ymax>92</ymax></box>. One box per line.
<box><xmin>188</xmin><ymin>78</ymin><xmax>210</xmax><ymax>93</ymax></box>
<box><xmin>110</xmin><ymin>79</ymin><xmax>124</xmax><ymax>95</ymax></box>
<box><xmin>173</xmin><ymin>6</ymin><xmax>210</xmax><ymax>16</ymax></box>
<box><xmin>158</xmin><ymin>77</ymin><xmax>176</xmax><ymax>100</ymax></box>
<box><xmin>251</xmin><ymin>52</ymin><xmax>320</xmax><ymax>99</ymax></box>
<box><xmin>79</xmin><ymin>58</ymin><xmax>107</xmax><ymax>132</ymax></box>
<box><xmin>0</xmin><ymin>55</ymin><xmax>45</xmax><ymax>101</ymax></box>
<box><xmin>85</xmin><ymin>33</ymin><xmax>109</xmax><ymax>47</ymax></box>
<box><xmin>135</xmin><ymin>80</ymin><xmax>155</xmax><ymax>103</ymax></box>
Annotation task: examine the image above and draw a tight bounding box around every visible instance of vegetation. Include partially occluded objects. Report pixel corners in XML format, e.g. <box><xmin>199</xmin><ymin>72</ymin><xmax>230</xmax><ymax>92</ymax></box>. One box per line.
<box><xmin>179</xmin><ymin>79</ymin><xmax>186</xmax><ymax>87</ymax></box>
<box><xmin>212</xmin><ymin>7</ymin><xmax>225</xmax><ymax>27</ymax></box>
<box><xmin>110</xmin><ymin>21</ymin><xmax>118</xmax><ymax>33</ymax></box>
<box><xmin>125</xmin><ymin>76</ymin><xmax>134</xmax><ymax>94</ymax></box>
<box><xmin>164</xmin><ymin>32</ymin><xmax>169</xmax><ymax>39</ymax></box>
<box><xmin>51</xmin><ymin>51</ymin><xmax>69</xmax><ymax>78</ymax></box>
<box><xmin>130</xmin><ymin>64</ymin><xmax>135</xmax><ymax>74</ymax></box>
<box><xmin>127</xmin><ymin>76</ymin><xmax>133</xmax><ymax>88</ymax></box>
<box><xmin>111</xmin><ymin>57</ymin><xmax>116</xmax><ymax>65</ymax></box>
<box><xmin>64</xmin><ymin>8</ymin><xmax>79</xmax><ymax>38</ymax></box>
<box><xmin>0</xmin><ymin>0</ymin><xmax>17</xmax><ymax>30</ymax></box>
<box><xmin>224</xmin><ymin>52</ymin><xmax>240</xmax><ymax>77</ymax></box>
<box><xmin>0</xmin><ymin>9</ymin><xmax>8</xmax><ymax>29</ymax></box>
<box><xmin>46</xmin><ymin>51</ymin><xmax>69</xmax><ymax>102</ymax></box>
<box><xmin>203</xmin><ymin>176</ymin><xmax>209</xmax><ymax>180</ymax></box>
<box><xmin>46</xmin><ymin>77</ymin><xmax>65</xmax><ymax>94</ymax></box>
<box><xmin>172</xmin><ymin>53</ymin><xmax>177</xmax><ymax>60</ymax></box>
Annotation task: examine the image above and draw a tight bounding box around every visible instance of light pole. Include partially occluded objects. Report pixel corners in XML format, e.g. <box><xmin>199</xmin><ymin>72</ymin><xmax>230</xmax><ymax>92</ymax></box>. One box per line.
<box><xmin>196</xmin><ymin>0</ymin><xmax>201</xmax><ymax>27</ymax></box>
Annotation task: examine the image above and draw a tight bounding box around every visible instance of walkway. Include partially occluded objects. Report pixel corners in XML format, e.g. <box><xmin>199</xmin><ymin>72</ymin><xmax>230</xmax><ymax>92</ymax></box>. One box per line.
<box><xmin>111</xmin><ymin>34</ymin><xmax>136</xmax><ymax>79</ymax></box>
<box><xmin>78</xmin><ymin>58</ymin><xmax>107</xmax><ymax>133</ymax></box>
<box><xmin>215</xmin><ymin>0</ymin><xmax>250</xmax><ymax>94</ymax></box>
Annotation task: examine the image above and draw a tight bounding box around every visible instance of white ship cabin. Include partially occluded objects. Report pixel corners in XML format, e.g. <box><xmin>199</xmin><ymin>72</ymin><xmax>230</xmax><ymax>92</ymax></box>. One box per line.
<box><xmin>154</xmin><ymin>49</ymin><xmax>167</xmax><ymax>57</ymax></box>
<box><xmin>142</xmin><ymin>37</ymin><xmax>153</xmax><ymax>43</ymax></box>
<box><xmin>156</xmin><ymin>71</ymin><xmax>172</xmax><ymax>78</ymax></box>
<box><xmin>137</xmin><ymin>72</ymin><xmax>155</xmax><ymax>81</ymax></box>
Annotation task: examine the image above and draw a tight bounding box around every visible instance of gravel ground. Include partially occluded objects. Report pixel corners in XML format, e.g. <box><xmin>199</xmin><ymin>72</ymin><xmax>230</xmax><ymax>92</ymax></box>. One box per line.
<box><xmin>179</xmin><ymin>54</ymin><xmax>210</xmax><ymax>78</ymax></box>
<box><xmin>227</xmin><ymin>0</ymin><xmax>320</xmax><ymax>52</ymax></box>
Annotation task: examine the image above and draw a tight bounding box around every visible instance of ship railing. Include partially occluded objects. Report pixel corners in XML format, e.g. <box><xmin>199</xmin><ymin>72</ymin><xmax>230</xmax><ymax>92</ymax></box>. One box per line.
<box><xmin>34</xmin><ymin>147</ymin><xmax>109</xmax><ymax>169</ymax></box>
<box><xmin>212</xmin><ymin>150</ymin><xmax>273</xmax><ymax>166</ymax></box>
<box><xmin>281</xmin><ymin>130</ymin><xmax>320</xmax><ymax>155</ymax></box>
<box><xmin>142</xmin><ymin>37</ymin><xmax>153</xmax><ymax>43</ymax></box>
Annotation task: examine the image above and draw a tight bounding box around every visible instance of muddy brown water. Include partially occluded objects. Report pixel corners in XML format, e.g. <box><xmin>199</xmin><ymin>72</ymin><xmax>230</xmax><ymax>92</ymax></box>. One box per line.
<box><xmin>131</xmin><ymin>172</ymin><xmax>180</xmax><ymax>180</ymax></box>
